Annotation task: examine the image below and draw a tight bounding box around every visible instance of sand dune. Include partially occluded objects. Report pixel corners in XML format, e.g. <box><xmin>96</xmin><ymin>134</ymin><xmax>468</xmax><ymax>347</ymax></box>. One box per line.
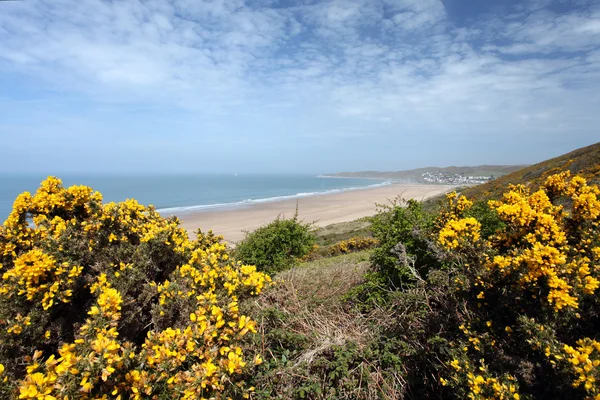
<box><xmin>176</xmin><ymin>184</ymin><xmax>454</xmax><ymax>243</ymax></box>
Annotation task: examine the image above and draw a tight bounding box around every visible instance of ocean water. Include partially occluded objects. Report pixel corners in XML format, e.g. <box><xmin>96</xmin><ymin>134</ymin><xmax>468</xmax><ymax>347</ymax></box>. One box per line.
<box><xmin>0</xmin><ymin>174</ymin><xmax>389</xmax><ymax>222</ymax></box>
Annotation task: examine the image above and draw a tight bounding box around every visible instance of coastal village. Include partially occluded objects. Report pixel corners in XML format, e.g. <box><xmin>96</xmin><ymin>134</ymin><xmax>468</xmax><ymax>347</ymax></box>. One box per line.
<box><xmin>420</xmin><ymin>171</ymin><xmax>493</xmax><ymax>185</ymax></box>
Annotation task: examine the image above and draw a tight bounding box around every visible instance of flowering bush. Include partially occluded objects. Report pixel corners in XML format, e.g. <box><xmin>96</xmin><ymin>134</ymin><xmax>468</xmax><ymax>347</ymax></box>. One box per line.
<box><xmin>435</xmin><ymin>172</ymin><xmax>600</xmax><ymax>399</ymax></box>
<box><xmin>328</xmin><ymin>236</ymin><xmax>378</xmax><ymax>256</ymax></box>
<box><xmin>354</xmin><ymin>171</ymin><xmax>600</xmax><ymax>398</ymax></box>
<box><xmin>0</xmin><ymin>177</ymin><xmax>271</xmax><ymax>399</ymax></box>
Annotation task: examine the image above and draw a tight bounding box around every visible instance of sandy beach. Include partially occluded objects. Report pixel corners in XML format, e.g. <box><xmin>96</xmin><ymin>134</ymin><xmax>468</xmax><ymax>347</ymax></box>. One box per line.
<box><xmin>177</xmin><ymin>184</ymin><xmax>454</xmax><ymax>243</ymax></box>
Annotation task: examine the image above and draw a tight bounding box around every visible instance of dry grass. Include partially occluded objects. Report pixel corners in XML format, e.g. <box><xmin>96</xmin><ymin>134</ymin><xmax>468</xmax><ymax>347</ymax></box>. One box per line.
<box><xmin>314</xmin><ymin>219</ymin><xmax>373</xmax><ymax>246</ymax></box>
<box><xmin>277</xmin><ymin>251</ymin><xmax>371</xmax><ymax>302</ymax></box>
<box><xmin>244</xmin><ymin>251</ymin><xmax>406</xmax><ymax>399</ymax></box>
<box><xmin>255</xmin><ymin>251</ymin><xmax>374</xmax><ymax>352</ymax></box>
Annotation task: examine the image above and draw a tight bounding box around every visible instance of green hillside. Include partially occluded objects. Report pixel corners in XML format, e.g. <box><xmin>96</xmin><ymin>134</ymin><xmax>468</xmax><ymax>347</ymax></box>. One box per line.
<box><xmin>461</xmin><ymin>141</ymin><xmax>600</xmax><ymax>200</ymax></box>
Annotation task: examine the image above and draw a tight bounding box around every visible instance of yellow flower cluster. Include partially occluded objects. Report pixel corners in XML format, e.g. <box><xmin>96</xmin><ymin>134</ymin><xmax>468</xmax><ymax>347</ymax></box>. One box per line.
<box><xmin>439</xmin><ymin>217</ymin><xmax>482</xmax><ymax>250</ymax></box>
<box><xmin>438</xmin><ymin>191</ymin><xmax>473</xmax><ymax>224</ymax></box>
<box><xmin>560</xmin><ymin>338</ymin><xmax>600</xmax><ymax>398</ymax></box>
<box><xmin>1</xmin><ymin>249</ymin><xmax>82</xmax><ymax>311</ymax></box>
<box><xmin>139</xmin><ymin>243</ymin><xmax>270</xmax><ymax>398</ymax></box>
<box><xmin>17</xmin><ymin>276</ymin><xmax>130</xmax><ymax>399</ymax></box>
<box><xmin>440</xmin><ymin>174</ymin><xmax>600</xmax><ymax>312</ymax></box>
<box><xmin>488</xmin><ymin>174</ymin><xmax>599</xmax><ymax>311</ymax></box>
<box><xmin>445</xmin><ymin>191</ymin><xmax>474</xmax><ymax>213</ymax></box>
<box><xmin>100</xmin><ymin>199</ymin><xmax>192</xmax><ymax>255</ymax></box>
<box><xmin>543</xmin><ymin>334</ymin><xmax>600</xmax><ymax>399</ymax></box>
<box><xmin>329</xmin><ymin>236</ymin><xmax>379</xmax><ymax>255</ymax></box>
<box><xmin>6</xmin><ymin>314</ymin><xmax>31</xmax><ymax>335</ymax></box>
<box><xmin>443</xmin><ymin>357</ymin><xmax>521</xmax><ymax>400</ymax></box>
<box><xmin>437</xmin><ymin>192</ymin><xmax>482</xmax><ymax>250</ymax></box>
<box><xmin>0</xmin><ymin>177</ymin><xmax>272</xmax><ymax>399</ymax></box>
<box><xmin>437</xmin><ymin>173</ymin><xmax>600</xmax><ymax>398</ymax></box>
<box><xmin>545</xmin><ymin>171</ymin><xmax>600</xmax><ymax>221</ymax></box>
<box><xmin>1</xmin><ymin>177</ymin><xmax>102</xmax><ymax>258</ymax></box>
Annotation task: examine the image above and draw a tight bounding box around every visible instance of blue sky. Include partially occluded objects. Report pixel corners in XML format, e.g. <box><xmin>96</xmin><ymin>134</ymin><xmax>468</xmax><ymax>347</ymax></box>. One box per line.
<box><xmin>0</xmin><ymin>0</ymin><xmax>599</xmax><ymax>174</ymax></box>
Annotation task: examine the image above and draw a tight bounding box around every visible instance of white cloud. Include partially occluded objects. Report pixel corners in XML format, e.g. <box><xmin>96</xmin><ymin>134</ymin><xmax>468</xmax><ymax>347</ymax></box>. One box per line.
<box><xmin>390</xmin><ymin>0</ymin><xmax>446</xmax><ymax>30</ymax></box>
<box><xmin>0</xmin><ymin>0</ymin><xmax>599</xmax><ymax>172</ymax></box>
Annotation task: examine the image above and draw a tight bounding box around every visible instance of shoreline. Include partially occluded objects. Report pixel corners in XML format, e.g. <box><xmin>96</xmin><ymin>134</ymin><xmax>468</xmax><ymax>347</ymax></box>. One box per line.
<box><xmin>159</xmin><ymin>179</ymin><xmax>393</xmax><ymax>215</ymax></box>
<box><xmin>176</xmin><ymin>183</ymin><xmax>455</xmax><ymax>243</ymax></box>
<box><xmin>316</xmin><ymin>174</ymin><xmax>392</xmax><ymax>180</ymax></box>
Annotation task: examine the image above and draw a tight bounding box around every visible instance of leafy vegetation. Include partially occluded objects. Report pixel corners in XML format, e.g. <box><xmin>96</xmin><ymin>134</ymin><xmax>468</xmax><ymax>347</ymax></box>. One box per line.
<box><xmin>369</xmin><ymin>198</ymin><xmax>438</xmax><ymax>287</ymax></box>
<box><xmin>247</xmin><ymin>170</ymin><xmax>600</xmax><ymax>400</ymax></box>
<box><xmin>234</xmin><ymin>211</ymin><xmax>316</xmax><ymax>274</ymax></box>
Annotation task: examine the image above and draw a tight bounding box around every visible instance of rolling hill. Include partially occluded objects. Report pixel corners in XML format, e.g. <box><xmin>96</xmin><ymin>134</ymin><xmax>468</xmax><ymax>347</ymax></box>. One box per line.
<box><xmin>323</xmin><ymin>165</ymin><xmax>526</xmax><ymax>184</ymax></box>
<box><xmin>461</xmin><ymin>142</ymin><xmax>600</xmax><ymax>200</ymax></box>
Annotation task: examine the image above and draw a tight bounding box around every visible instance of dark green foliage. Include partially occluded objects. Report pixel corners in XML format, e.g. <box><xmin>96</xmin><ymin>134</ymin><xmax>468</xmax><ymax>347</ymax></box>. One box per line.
<box><xmin>252</xmin><ymin>338</ymin><xmax>371</xmax><ymax>400</ymax></box>
<box><xmin>234</xmin><ymin>212</ymin><xmax>316</xmax><ymax>273</ymax></box>
<box><xmin>300</xmin><ymin>342</ymin><xmax>367</xmax><ymax>399</ymax></box>
<box><xmin>343</xmin><ymin>271</ymin><xmax>390</xmax><ymax>310</ymax></box>
<box><xmin>368</xmin><ymin>270</ymin><xmax>462</xmax><ymax>399</ymax></box>
<box><xmin>370</xmin><ymin>199</ymin><xmax>439</xmax><ymax>287</ymax></box>
<box><xmin>463</xmin><ymin>200</ymin><xmax>505</xmax><ymax>239</ymax></box>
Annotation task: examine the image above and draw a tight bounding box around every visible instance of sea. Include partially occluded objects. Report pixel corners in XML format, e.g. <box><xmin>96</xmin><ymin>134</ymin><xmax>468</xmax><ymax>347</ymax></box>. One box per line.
<box><xmin>0</xmin><ymin>174</ymin><xmax>390</xmax><ymax>223</ymax></box>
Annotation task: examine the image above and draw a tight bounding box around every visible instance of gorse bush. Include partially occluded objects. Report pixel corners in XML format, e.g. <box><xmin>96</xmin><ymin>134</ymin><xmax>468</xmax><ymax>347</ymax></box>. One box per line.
<box><xmin>328</xmin><ymin>236</ymin><xmax>378</xmax><ymax>256</ymax></box>
<box><xmin>462</xmin><ymin>200</ymin><xmax>505</xmax><ymax>240</ymax></box>
<box><xmin>361</xmin><ymin>171</ymin><xmax>600</xmax><ymax>399</ymax></box>
<box><xmin>234</xmin><ymin>211</ymin><xmax>315</xmax><ymax>274</ymax></box>
<box><xmin>434</xmin><ymin>171</ymin><xmax>600</xmax><ymax>399</ymax></box>
<box><xmin>0</xmin><ymin>177</ymin><xmax>271</xmax><ymax>399</ymax></box>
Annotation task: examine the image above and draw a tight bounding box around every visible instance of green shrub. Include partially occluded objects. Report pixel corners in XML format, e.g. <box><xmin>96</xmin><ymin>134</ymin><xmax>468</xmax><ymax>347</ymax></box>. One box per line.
<box><xmin>370</xmin><ymin>198</ymin><xmax>439</xmax><ymax>287</ymax></box>
<box><xmin>234</xmin><ymin>211</ymin><xmax>316</xmax><ymax>273</ymax></box>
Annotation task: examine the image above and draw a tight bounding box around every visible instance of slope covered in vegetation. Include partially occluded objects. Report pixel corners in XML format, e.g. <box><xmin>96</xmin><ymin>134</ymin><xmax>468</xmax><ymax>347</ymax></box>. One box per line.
<box><xmin>244</xmin><ymin>170</ymin><xmax>600</xmax><ymax>399</ymax></box>
<box><xmin>462</xmin><ymin>142</ymin><xmax>600</xmax><ymax>201</ymax></box>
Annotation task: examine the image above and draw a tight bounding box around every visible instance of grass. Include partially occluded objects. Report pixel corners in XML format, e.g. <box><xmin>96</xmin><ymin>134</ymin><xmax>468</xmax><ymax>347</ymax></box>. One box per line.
<box><xmin>314</xmin><ymin>219</ymin><xmax>373</xmax><ymax>246</ymax></box>
<box><xmin>276</xmin><ymin>251</ymin><xmax>372</xmax><ymax>304</ymax></box>
<box><xmin>244</xmin><ymin>251</ymin><xmax>404</xmax><ymax>399</ymax></box>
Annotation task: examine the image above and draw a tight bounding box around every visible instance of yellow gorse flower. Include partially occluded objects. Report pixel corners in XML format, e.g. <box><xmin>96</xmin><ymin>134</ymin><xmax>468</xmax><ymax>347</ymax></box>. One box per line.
<box><xmin>439</xmin><ymin>173</ymin><xmax>600</xmax><ymax>312</ymax></box>
<box><xmin>438</xmin><ymin>172</ymin><xmax>600</xmax><ymax>399</ymax></box>
<box><xmin>0</xmin><ymin>177</ymin><xmax>272</xmax><ymax>399</ymax></box>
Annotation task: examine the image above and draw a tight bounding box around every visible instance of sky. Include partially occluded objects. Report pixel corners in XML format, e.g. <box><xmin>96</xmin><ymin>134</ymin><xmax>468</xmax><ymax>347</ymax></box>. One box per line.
<box><xmin>0</xmin><ymin>0</ymin><xmax>599</xmax><ymax>174</ymax></box>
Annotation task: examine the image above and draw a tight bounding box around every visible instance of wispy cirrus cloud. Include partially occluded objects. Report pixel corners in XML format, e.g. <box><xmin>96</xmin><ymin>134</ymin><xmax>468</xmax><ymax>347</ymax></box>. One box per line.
<box><xmin>0</xmin><ymin>0</ymin><xmax>599</xmax><ymax>173</ymax></box>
